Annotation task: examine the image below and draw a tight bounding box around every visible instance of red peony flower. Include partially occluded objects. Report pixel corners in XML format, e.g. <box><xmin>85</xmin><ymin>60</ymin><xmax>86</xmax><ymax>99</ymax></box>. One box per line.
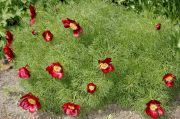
<box><xmin>62</xmin><ymin>18</ymin><xmax>83</xmax><ymax>37</ymax></box>
<box><xmin>145</xmin><ymin>100</ymin><xmax>165</xmax><ymax>118</ymax></box>
<box><xmin>42</xmin><ymin>30</ymin><xmax>53</xmax><ymax>42</ymax></box>
<box><xmin>46</xmin><ymin>62</ymin><xmax>64</xmax><ymax>79</ymax></box>
<box><xmin>32</xmin><ymin>30</ymin><xmax>38</xmax><ymax>35</ymax></box>
<box><xmin>5</xmin><ymin>31</ymin><xmax>13</xmax><ymax>45</ymax></box>
<box><xmin>29</xmin><ymin>4</ymin><xmax>36</xmax><ymax>26</ymax></box>
<box><xmin>155</xmin><ymin>23</ymin><xmax>161</xmax><ymax>30</ymax></box>
<box><xmin>19</xmin><ymin>93</ymin><xmax>41</xmax><ymax>113</ymax></box>
<box><xmin>62</xmin><ymin>102</ymin><xmax>80</xmax><ymax>116</ymax></box>
<box><xmin>98</xmin><ymin>58</ymin><xmax>114</xmax><ymax>74</ymax></box>
<box><xmin>3</xmin><ymin>45</ymin><xmax>14</xmax><ymax>62</ymax></box>
<box><xmin>162</xmin><ymin>73</ymin><xmax>176</xmax><ymax>87</ymax></box>
<box><xmin>18</xmin><ymin>65</ymin><xmax>30</xmax><ymax>79</ymax></box>
<box><xmin>87</xmin><ymin>83</ymin><xmax>96</xmax><ymax>94</ymax></box>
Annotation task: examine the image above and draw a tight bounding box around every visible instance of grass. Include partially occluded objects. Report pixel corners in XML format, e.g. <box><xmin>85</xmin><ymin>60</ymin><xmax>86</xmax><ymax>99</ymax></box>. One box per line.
<box><xmin>110</xmin><ymin>0</ymin><xmax>180</xmax><ymax>21</ymax></box>
<box><xmin>11</xmin><ymin>0</ymin><xmax>179</xmax><ymax>118</ymax></box>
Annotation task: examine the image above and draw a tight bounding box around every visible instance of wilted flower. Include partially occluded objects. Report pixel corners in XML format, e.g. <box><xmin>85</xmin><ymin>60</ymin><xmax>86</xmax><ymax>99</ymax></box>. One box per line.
<box><xmin>3</xmin><ymin>45</ymin><xmax>14</xmax><ymax>62</ymax></box>
<box><xmin>29</xmin><ymin>4</ymin><xmax>36</xmax><ymax>26</ymax></box>
<box><xmin>32</xmin><ymin>30</ymin><xmax>38</xmax><ymax>35</ymax></box>
<box><xmin>155</xmin><ymin>23</ymin><xmax>161</xmax><ymax>30</ymax></box>
<box><xmin>5</xmin><ymin>31</ymin><xmax>13</xmax><ymax>45</ymax></box>
<box><xmin>42</xmin><ymin>30</ymin><xmax>53</xmax><ymax>42</ymax></box>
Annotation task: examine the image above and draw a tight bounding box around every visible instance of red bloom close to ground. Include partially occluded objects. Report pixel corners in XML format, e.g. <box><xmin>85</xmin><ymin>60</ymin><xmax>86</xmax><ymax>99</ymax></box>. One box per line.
<box><xmin>3</xmin><ymin>45</ymin><xmax>14</xmax><ymax>62</ymax></box>
<box><xmin>18</xmin><ymin>65</ymin><xmax>30</xmax><ymax>79</ymax></box>
<box><xmin>29</xmin><ymin>4</ymin><xmax>36</xmax><ymax>26</ymax></box>
<box><xmin>19</xmin><ymin>93</ymin><xmax>41</xmax><ymax>113</ymax></box>
<box><xmin>87</xmin><ymin>83</ymin><xmax>96</xmax><ymax>94</ymax></box>
<box><xmin>42</xmin><ymin>30</ymin><xmax>53</xmax><ymax>42</ymax></box>
<box><xmin>155</xmin><ymin>23</ymin><xmax>161</xmax><ymax>30</ymax></box>
<box><xmin>5</xmin><ymin>31</ymin><xmax>13</xmax><ymax>45</ymax></box>
<box><xmin>62</xmin><ymin>102</ymin><xmax>80</xmax><ymax>116</ymax></box>
<box><xmin>145</xmin><ymin>100</ymin><xmax>165</xmax><ymax>118</ymax></box>
<box><xmin>98</xmin><ymin>58</ymin><xmax>114</xmax><ymax>74</ymax></box>
<box><xmin>62</xmin><ymin>18</ymin><xmax>83</xmax><ymax>37</ymax></box>
<box><xmin>162</xmin><ymin>73</ymin><xmax>176</xmax><ymax>87</ymax></box>
<box><xmin>46</xmin><ymin>62</ymin><xmax>64</xmax><ymax>79</ymax></box>
<box><xmin>32</xmin><ymin>30</ymin><xmax>38</xmax><ymax>35</ymax></box>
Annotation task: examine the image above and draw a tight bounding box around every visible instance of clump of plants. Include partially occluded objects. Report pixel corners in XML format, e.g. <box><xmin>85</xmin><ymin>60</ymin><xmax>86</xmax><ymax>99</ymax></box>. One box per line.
<box><xmin>110</xmin><ymin>0</ymin><xmax>180</xmax><ymax>21</ymax></box>
<box><xmin>7</xmin><ymin>0</ymin><xmax>179</xmax><ymax>118</ymax></box>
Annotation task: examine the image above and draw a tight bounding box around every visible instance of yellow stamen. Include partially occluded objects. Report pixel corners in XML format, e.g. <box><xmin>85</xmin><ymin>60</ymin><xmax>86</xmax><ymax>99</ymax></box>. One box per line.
<box><xmin>28</xmin><ymin>99</ymin><xmax>36</xmax><ymax>105</ymax></box>
<box><xmin>89</xmin><ymin>86</ymin><xmax>95</xmax><ymax>91</ymax></box>
<box><xmin>70</xmin><ymin>23</ymin><xmax>78</xmax><ymax>30</ymax></box>
<box><xmin>100</xmin><ymin>63</ymin><xmax>108</xmax><ymax>69</ymax></box>
<box><xmin>68</xmin><ymin>105</ymin><xmax>75</xmax><ymax>110</ymax></box>
<box><xmin>53</xmin><ymin>66</ymin><xmax>61</xmax><ymax>72</ymax></box>
<box><xmin>150</xmin><ymin>104</ymin><xmax>158</xmax><ymax>111</ymax></box>
<box><xmin>166</xmin><ymin>76</ymin><xmax>173</xmax><ymax>81</ymax></box>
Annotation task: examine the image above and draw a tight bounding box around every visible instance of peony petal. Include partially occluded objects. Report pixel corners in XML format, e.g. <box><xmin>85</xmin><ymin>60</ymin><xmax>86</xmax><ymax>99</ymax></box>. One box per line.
<box><xmin>104</xmin><ymin>58</ymin><xmax>112</xmax><ymax>63</ymax></box>
<box><xmin>73</xmin><ymin>30</ymin><xmax>80</xmax><ymax>37</ymax></box>
<box><xmin>3</xmin><ymin>45</ymin><xmax>14</xmax><ymax>62</ymax></box>
<box><xmin>51</xmin><ymin>72</ymin><xmax>64</xmax><ymax>79</ymax></box>
<box><xmin>18</xmin><ymin>67</ymin><xmax>30</xmax><ymax>79</ymax></box>
<box><xmin>30</xmin><ymin>18</ymin><xmax>36</xmax><ymax>26</ymax></box>
<box><xmin>19</xmin><ymin>99</ymin><xmax>27</xmax><ymax>107</ymax></box>
<box><xmin>32</xmin><ymin>30</ymin><xmax>38</xmax><ymax>35</ymax></box>
<box><xmin>101</xmin><ymin>64</ymin><xmax>114</xmax><ymax>74</ymax></box>
<box><xmin>29</xmin><ymin>105</ymin><xmax>37</xmax><ymax>113</ymax></box>
<box><xmin>73</xmin><ymin>27</ymin><xmax>83</xmax><ymax>37</ymax></box>
<box><xmin>165</xmin><ymin>81</ymin><xmax>174</xmax><ymax>87</ymax></box>
<box><xmin>62</xmin><ymin>19</ymin><xmax>71</xmax><ymax>28</ymax></box>
<box><xmin>145</xmin><ymin>107</ymin><xmax>151</xmax><ymax>116</ymax></box>
<box><xmin>158</xmin><ymin>107</ymin><xmax>165</xmax><ymax>115</ymax></box>
<box><xmin>29</xmin><ymin>4</ymin><xmax>36</xmax><ymax>19</ymax></box>
<box><xmin>146</xmin><ymin>100</ymin><xmax>161</xmax><ymax>106</ymax></box>
<box><xmin>5</xmin><ymin>31</ymin><xmax>13</xmax><ymax>45</ymax></box>
<box><xmin>71</xmin><ymin>110</ymin><xmax>78</xmax><ymax>116</ymax></box>
<box><xmin>150</xmin><ymin>110</ymin><xmax>158</xmax><ymax>118</ymax></box>
<box><xmin>108</xmin><ymin>64</ymin><xmax>115</xmax><ymax>72</ymax></box>
<box><xmin>36</xmin><ymin>101</ymin><xmax>41</xmax><ymax>109</ymax></box>
<box><xmin>42</xmin><ymin>30</ymin><xmax>53</xmax><ymax>42</ymax></box>
<box><xmin>65</xmin><ymin>108</ymin><xmax>72</xmax><ymax>115</ymax></box>
<box><xmin>155</xmin><ymin>23</ymin><xmax>161</xmax><ymax>30</ymax></box>
<box><xmin>22</xmin><ymin>100</ymin><xmax>30</xmax><ymax>110</ymax></box>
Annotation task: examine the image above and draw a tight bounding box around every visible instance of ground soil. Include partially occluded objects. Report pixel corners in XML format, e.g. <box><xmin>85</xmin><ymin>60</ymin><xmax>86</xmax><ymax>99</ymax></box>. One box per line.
<box><xmin>0</xmin><ymin>69</ymin><xmax>179</xmax><ymax>119</ymax></box>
